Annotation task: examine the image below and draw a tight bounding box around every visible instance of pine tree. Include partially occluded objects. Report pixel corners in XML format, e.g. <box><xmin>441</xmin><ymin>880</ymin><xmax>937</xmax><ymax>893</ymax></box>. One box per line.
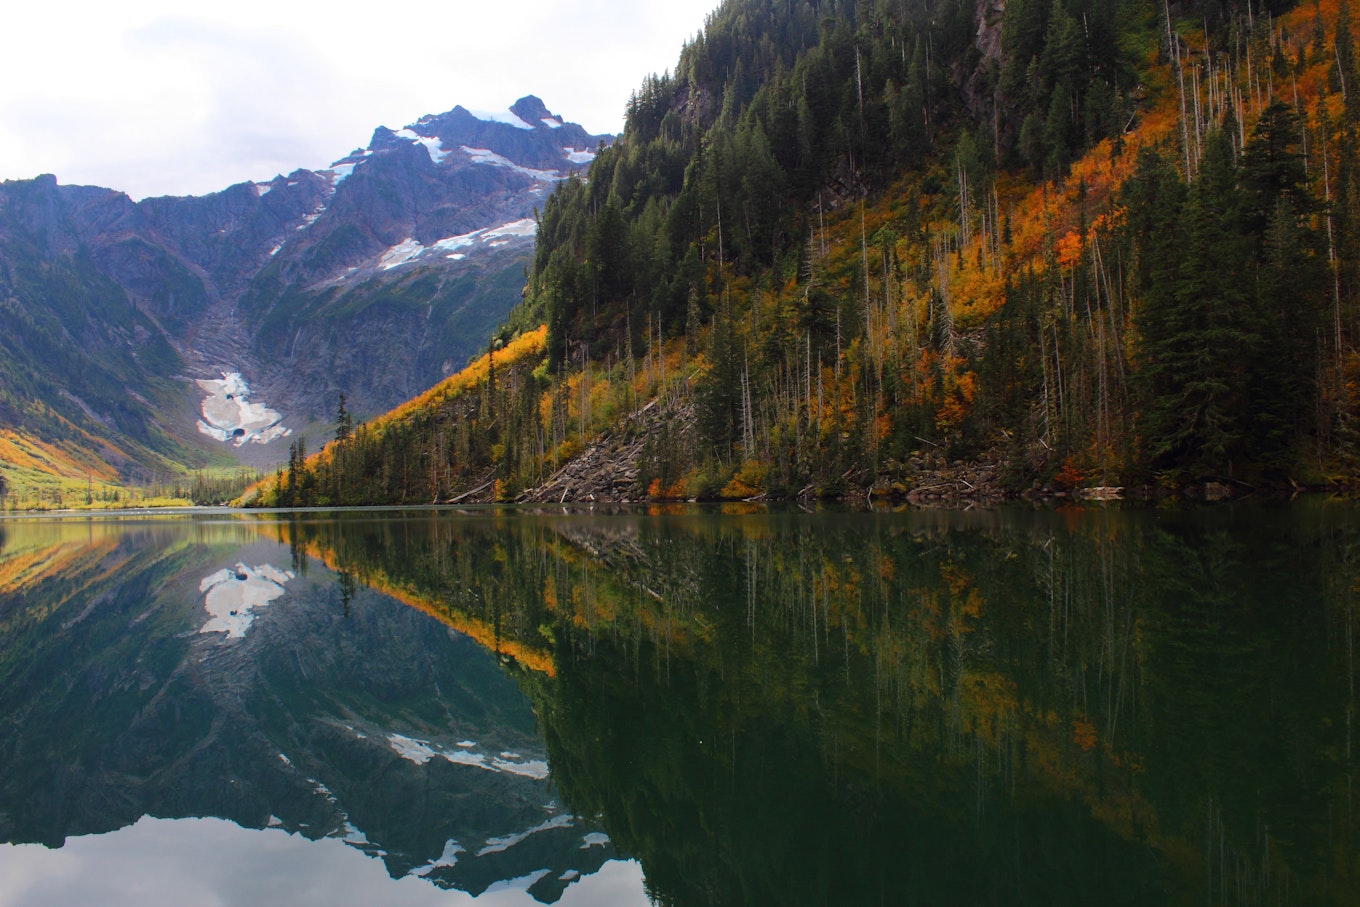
<box><xmin>335</xmin><ymin>393</ymin><xmax>353</xmax><ymax>443</ymax></box>
<box><xmin>698</xmin><ymin>299</ymin><xmax>743</xmax><ymax>459</ymax></box>
<box><xmin>1251</xmin><ymin>196</ymin><xmax>1325</xmax><ymax>469</ymax></box>
<box><xmin>1132</xmin><ymin>135</ymin><xmax>1255</xmax><ymax>481</ymax></box>
<box><xmin>285</xmin><ymin>436</ymin><xmax>308</xmax><ymax>506</ymax></box>
<box><xmin>1239</xmin><ymin>100</ymin><xmax>1312</xmax><ymax>244</ymax></box>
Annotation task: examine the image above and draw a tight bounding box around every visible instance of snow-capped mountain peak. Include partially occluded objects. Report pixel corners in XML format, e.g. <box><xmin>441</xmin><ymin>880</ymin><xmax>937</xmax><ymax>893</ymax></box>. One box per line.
<box><xmin>0</xmin><ymin>95</ymin><xmax>613</xmax><ymax>474</ymax></box>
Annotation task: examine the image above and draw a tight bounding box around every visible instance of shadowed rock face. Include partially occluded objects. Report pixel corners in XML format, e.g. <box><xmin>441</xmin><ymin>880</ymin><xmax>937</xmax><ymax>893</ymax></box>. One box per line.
<box><xmin>0</xmin><ymin>97</ymin><xmax>611</xmax><ymax>474</ymax></box>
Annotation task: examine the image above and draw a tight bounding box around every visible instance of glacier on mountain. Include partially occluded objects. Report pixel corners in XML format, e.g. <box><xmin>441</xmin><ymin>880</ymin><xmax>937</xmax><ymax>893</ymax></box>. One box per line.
<box><xmin>196</xmin><ymin>372</ymin><xmax>290</xmax><ymax>446</ymax></box>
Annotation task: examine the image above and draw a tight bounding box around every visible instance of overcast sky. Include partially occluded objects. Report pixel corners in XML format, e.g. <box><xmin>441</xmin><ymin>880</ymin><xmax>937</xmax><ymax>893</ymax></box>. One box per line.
<box><xmin>0</xmin><ymin>0</ymin><xmax>718</xmax><ymax>200</ymax></box>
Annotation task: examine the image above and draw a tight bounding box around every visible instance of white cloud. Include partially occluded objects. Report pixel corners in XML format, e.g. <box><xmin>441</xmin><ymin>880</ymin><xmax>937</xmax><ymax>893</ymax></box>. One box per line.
<box><xmin>0</xmin><ymin>0</ymin><xmax>716</xmax><ymax>200</ymax></box>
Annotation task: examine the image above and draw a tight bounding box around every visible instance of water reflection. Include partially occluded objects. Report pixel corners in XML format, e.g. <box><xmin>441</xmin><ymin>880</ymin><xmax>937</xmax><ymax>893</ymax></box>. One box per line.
<box><xmin>199</xmin><ymin>562</ymin><xmax>294</xmax><ymax>637</ymax></box>
<box><xmin>2</xmin><ymin>502</ymin><xmax>1360</xmax><ymax>905</ymax></box>
<box><xmin>0</xmin><ymin>816</ymin><xmax>644</xmax><ymax>907</ymax></box>
<box><xmin>264</xmin><ymin>501</ymin><xmax>1360</xmax><ymax>906</ymax></box>
<box><xmin>0</xmin><ymin>515</ymin><xmax>631</xmax><ymax>905</ymax></box>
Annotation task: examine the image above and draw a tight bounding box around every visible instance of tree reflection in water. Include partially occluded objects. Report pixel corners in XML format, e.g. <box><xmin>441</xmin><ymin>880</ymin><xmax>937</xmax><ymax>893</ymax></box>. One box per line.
<box><xmin>275</xmin><ymin>500</ymin><xmax>1360</xmax><ymax>906</ymax></box>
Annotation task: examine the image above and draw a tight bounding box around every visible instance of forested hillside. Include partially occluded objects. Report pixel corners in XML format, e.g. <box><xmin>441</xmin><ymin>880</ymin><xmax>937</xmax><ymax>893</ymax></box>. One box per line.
<box><xmin>252</xmin><ymin>0</ymin><xmax>1360</xmax><ymax>506</ymax></box>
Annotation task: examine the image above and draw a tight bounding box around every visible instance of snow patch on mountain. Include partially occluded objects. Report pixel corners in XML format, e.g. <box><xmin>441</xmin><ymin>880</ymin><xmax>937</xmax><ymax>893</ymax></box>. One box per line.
<box><xmin>296</xmin><ymin>204</ymin><xmax>326</xmax><ymax>231</ymax></box>
<box><xmin>376</xmin><ymin>219</ymin><xmax>537</xmax><ymax>270</ymax></box>
<box><xmin>387</xmin><ymin>734</ymin><xmax>437</xmax><ymax>763</ymax></box>
<box><xmin>379</xmin><ymin>238</ymin><xmax>426</xmax><ymax>270</ymax></box>
<box><xmin>485</xmin><ymin>219</ymin><xmax>537</xmax><ymax>239</ymax></box>
<box><xmin>199</xmin><ymin>563</ymin><xmax>294</xmax><ymax>638</ymax></box>
<box><xmin>326</xmin><ymin>161</ymin><xmax>358</xmax><ymax>185</ymax></box>
<box><xmin>460</xmin><ymin>147</ymin><xmax>561</xmax><ymax>181</ymax></box>
<box><xmin>394</xmin><ymin>128</ymin><xmax>451</xmax><ymax>164</ymax></box>
<box><xmin>469</xmin><ymin>108</ymin><xmax>535</xmax><ymax>130</ymax></box>
<box><xmin>323</xmin><ymin>148</ymin><xmax>372</xmax><ymax>189</ymax></box>
<box><xmin>196</xmin><ymin>372</ymin><xmax>290</xmax><ymax>446</ymax></box>
<box><xmin>564</xmin><ymin>148</ymin><xmax>596</xmax><ymax>165</ymax></box>
<box><xmin>432</xmin><ymin>230</ymin><xmax>482</xmax><ymax>255</ymax></box>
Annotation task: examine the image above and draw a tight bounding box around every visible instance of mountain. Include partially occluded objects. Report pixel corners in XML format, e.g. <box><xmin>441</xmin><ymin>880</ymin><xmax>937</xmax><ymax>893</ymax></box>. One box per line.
<box><xmin>255</xmin><ymin>0</ymin><xmax>1360</xmax><ymax>507</ymax></box>
<box><xmin>0</xmin><ymin>96</ymin><xmax>609</xmax><ymax>498</ymax></box>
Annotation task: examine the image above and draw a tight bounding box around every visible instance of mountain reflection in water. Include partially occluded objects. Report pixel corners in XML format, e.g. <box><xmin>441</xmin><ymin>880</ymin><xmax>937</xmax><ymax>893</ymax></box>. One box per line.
<box><xmin>0</xmin><ymin>516</ymin><xmax>633</xmax><ymax>905</ymax></box>
<box><xmin>0</xmin><ymin>816</ymin><xmax>644</xmax><ymax>906</ymax></box>
<box><xmin>1</xmin><ymin>502</ymin><xmax>1359</xmax><ymax>906</ymax></box>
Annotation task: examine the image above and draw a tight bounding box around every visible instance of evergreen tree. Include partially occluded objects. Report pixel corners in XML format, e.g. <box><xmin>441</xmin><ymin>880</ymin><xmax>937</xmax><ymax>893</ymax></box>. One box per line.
<box><xmin>697</xmin><ymin>301</ymin><xmax>743</xmax><ymax>459</ymax></box>
<box><xmin>1170</xmin><ymin>131</ymin><xmax>1253</xmax><ymax>479</ymax></box>
<box><xmin>1251</xmin><ymin>196</ymin><xmax>1325</xmax><ymax>469</ymax></box>
<box><xmin>335</xmin><ymin>393</ymin><xmax>353</xmax><ymax>443</ymax></box>
<box><xmin>285</xmin><ymin>436</ymin><xmax>308</xmax><ymax>506</ymax></box>
<box><xmin>1239</xmin><ymin>100</ymin><xmax>1313</xmax><ymax>244</ymax></box>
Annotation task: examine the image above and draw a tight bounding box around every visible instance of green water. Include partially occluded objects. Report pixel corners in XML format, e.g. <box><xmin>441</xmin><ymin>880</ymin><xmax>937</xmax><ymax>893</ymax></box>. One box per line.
<box><xmin>0</xmin><ymin>501</ymin><xmax>1357</xmax><ymax>905</ymax></box>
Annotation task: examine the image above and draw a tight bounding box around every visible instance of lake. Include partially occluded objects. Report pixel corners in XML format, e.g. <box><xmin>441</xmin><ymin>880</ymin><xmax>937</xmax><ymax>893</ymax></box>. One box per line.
<box><xmin>0</xmin><ymin>501</ymin><xmax>1357</xmax><ymax>905</ymax></box>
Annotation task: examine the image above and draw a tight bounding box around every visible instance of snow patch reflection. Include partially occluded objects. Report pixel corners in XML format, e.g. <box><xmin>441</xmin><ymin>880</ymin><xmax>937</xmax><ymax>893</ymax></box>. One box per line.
<box><xmin>199</xmin><ymin>564</ymin><xmax>294</xmax><ymax>637</ymax></box>
<box><xmin>477</xmin><ymin>815</ymin><xmax>575</xmax><ymax>856</ymax></box>
<box><xmin>386</xmin><ymin>733</ymin><xmax>549</xmax><ymax>780</ymax></box>
<box><xmin>407</xmin><ymin>839</ymin><xmax>465</xmax><ymax>878</ymax></box>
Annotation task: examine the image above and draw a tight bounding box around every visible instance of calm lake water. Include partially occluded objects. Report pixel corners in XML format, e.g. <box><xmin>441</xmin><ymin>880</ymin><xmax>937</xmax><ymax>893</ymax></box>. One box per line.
<box><xmin>0</xmin><ymin>501</ymin><xmax>1358</xmax><ymax>905</ymax></box>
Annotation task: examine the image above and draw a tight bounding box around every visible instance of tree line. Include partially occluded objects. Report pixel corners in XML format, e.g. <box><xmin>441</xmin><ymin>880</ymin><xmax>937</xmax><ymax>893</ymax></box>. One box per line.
<box><xmin>254</xmin><ymin>332</ymin><xmax>551</xmax><ymax>507</ymax></box>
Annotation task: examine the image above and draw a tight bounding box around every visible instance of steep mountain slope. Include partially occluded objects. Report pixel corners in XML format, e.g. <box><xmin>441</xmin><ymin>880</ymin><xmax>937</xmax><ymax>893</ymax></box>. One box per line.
<box><xmin>0</xmin><ymin>179</ymin><xmax>192</xmax><ymax>485</ymax></box>
<box><xmin>257</xmin><ymin>0</ymin><xmax>1360</xmax><ymax>505</ymax></box>
<box><xmin>0</xmin><ymin>96</ymin><xmax>608</xmax><ymax>500</ymax></box>
<box><xmin>238</xmin><ymin>96</ymin><xmax>607</xmax><ymax>423</ymax></box>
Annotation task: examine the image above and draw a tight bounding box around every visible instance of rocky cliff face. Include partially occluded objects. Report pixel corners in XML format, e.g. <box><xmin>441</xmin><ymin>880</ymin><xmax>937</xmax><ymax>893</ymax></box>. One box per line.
<box><xmin>0</xmin><ymin>96</ymin><xmax>609</xmax><ymax>476</ymax></box>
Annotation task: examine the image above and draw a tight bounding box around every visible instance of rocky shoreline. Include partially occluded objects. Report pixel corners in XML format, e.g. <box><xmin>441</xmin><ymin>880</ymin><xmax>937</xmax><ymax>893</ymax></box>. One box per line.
<box><xmin>486</xmin><ymin>398</ymin><xmax>1115</xmax><ymax>507</ymax></box>
<box><xmin>503</xmin><ymin>433</ymin><xmax>1290</xmax><ymax>509</ymax></box>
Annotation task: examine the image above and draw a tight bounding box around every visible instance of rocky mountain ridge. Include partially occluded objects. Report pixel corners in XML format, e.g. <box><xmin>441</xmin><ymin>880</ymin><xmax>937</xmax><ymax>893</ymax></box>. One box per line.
<box><xmin>0</xmin><ymin>96</ymin><xmax>610</xmax><ymax>484</ymax></box>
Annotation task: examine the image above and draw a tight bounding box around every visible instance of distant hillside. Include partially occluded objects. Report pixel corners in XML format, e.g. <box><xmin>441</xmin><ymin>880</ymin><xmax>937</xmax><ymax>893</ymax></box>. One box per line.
<box><xmin>0</xmin><ymin>97</ymin><xmax>609</xmax><ymax>505</ymax></box>
<box><xmin>251</xmin><ymin>0</ymin><xmax>1360</xmax><ymax>507</ymax></box>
